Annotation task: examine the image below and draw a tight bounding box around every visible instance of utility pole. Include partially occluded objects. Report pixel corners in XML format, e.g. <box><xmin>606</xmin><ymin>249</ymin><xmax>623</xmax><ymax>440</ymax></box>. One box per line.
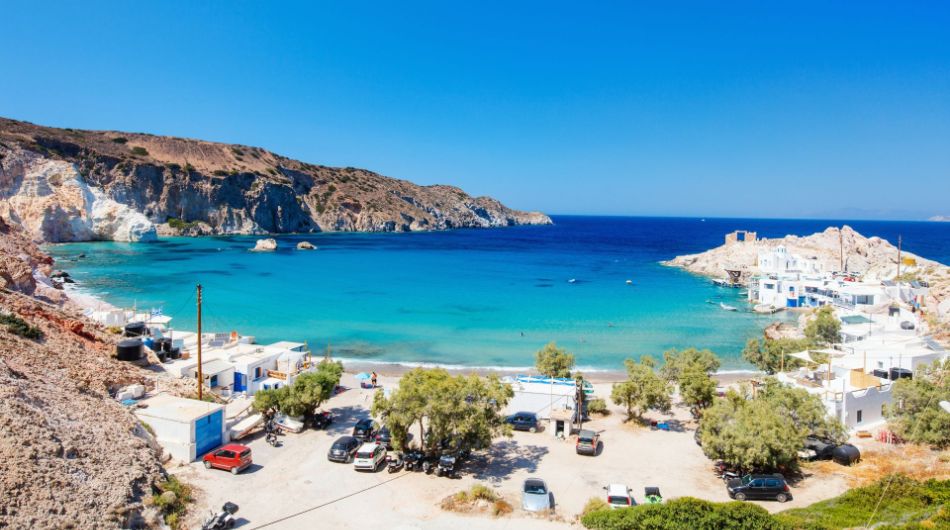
<box><xmin>196</xmin><ymin>283</ymin><xmax>203</xmax><ymax>401</ymax></box>
<box><xmin>896</xmin><ymin>234</ymin><xmax>902</xmax><ymax>279</ymax></box>
<box><xmin>839</xmin><ymin>228</ymin><xmax>844</xmax><ymax>272</ymax></box>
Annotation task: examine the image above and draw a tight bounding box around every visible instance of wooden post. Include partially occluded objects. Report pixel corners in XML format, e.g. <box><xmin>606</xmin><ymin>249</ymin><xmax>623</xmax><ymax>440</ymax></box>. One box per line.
<box><xmin>196</xmin><ymin>283</ymin><xmax>203</xmax><ymax>401</ymax></box>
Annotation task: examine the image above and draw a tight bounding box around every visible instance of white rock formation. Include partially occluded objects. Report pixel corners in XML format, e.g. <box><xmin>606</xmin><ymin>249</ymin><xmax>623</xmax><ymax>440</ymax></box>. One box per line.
<box><xmin>0</xmin><ymin>146</ymin><xmax>157</xmax><ymax>242</ymax></box>
<box><xmin>296</xmin><ymin>241</ymin><xmax>316</xmax><ymax>250</ymax></box>
<box><xmin>251</xmin><ymin>238</ymin><xmax>278</xmax><ymax>251</ymax></box>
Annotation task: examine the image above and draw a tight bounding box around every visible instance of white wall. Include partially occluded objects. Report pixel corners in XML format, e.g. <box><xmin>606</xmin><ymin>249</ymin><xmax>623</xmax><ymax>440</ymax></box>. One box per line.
<box><xmin>842</xmin><ymin>385</ymin><xmax>893</xmax><ymax>431</ymax></box>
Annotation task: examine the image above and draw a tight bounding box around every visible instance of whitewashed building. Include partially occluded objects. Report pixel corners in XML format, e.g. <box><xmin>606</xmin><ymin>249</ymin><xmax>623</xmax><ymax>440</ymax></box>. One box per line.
<box><xmin>134</xmin><ymin>393</ymin><xmax>226</xmax><ymax>462</ymax></box>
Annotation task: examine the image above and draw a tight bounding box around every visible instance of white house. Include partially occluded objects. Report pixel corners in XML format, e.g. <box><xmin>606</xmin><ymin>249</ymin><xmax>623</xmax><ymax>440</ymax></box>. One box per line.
<box><xmin>134</xmin><ymin>393</ymin><xmax>226</xmax><ymax>462</ymax></box>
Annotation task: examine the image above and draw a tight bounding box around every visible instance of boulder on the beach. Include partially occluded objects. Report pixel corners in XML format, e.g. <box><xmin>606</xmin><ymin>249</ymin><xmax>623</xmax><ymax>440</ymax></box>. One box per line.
<box><xmin>296</xmin><ymin>241</ymin><xmax>316</xmax><ymax>250</ymax></box>
<box><xmin>251</xmin><ymin>238</ymin><xmax>278</xmax><ymax>252</ymax></box>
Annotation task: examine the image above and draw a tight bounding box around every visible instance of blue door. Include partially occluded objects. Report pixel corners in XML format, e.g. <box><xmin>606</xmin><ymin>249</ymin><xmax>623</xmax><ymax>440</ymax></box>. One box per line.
<box><xmin>233</xmin><ymin>373</ymin><xmax>246</xmax><ymax>392</ymax></box>
<box><xmin>195</xmin><ymin>410</ymin><xmax>223</xmax><ymax>457</ymax></box>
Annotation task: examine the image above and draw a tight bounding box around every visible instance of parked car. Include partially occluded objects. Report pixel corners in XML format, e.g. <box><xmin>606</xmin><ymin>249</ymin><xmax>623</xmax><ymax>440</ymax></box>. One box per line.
<box><xmin>352</xmin><ymin>418</ymin><xmax>378</xmax><ymax>441</ymax></box>
<box><xmin>726</xmin><ymin>474</ymin><xmax>792</xmax><ymax>502</ymax></box>
<box><xmin>353</xmin><ymin>442</ymin><xmax>387</xmax><ymax>472</ymax></box>
<box><xmin>327</xmin><ymin>436</ymin><xmax>361</xmax><ymax>463</ymax></box>
<box><xmin>604</xmin><ymin>484</ymin><xmax>635</xmax><ymax>509</ymax></box>
<box><xmin>506</xmin><ymin>412</ymin><xmax>540</xmax><ymax>433</ymax></box>
<box><xmin>521</xmin><ymin>478</ymin><xmax>552</xmax><ymax>512</ymax></box>
<box><xmin>375</xmin><ymin>426</ymin><xmax>394</xmax><ymax>449</ymax></box>
<box><xmin>203</xmin><ymin>444</ymin><xmax>252</xmax><ymax>475</ymax></box>
<box><xmin>576</xmin><ymin>429</ymin><xmax>600</xmax><ymax>456</ymax></box>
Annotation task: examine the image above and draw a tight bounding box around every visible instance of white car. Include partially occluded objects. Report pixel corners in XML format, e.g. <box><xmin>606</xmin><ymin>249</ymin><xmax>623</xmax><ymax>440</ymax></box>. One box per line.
<box><xmin>353</xmin><ymin>442</ymin><xmax>386</xmax><ymax>472</ymax></box>
<box><xmin>604</xmin><ymin>484</ymin><xmax>635</xmax><ymax>509</ymax></box>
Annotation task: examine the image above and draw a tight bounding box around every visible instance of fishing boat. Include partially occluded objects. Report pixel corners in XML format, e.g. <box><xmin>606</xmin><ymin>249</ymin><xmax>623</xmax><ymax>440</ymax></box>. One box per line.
<box><xmin>719</xmin><ymin>302</ymin><xmax>738</xmax><ymax>312</ymax></box>
<box><xmin>753</xmin><ymin>304</ymin><xmax>785</xmax><ymax>314</ymax></box>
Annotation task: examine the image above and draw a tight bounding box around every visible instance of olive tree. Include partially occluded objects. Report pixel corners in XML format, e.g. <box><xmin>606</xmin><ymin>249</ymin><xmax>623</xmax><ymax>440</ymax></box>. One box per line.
<box><xmin>252</xmin><ymin>360</ymin><xmax>343</xmax><ymax>420</ymax></box>
<box><xmin>662</xmin><ymin>348</ymin><xmax>721</xmax><ymax>415</ymax></box>
<box><xmin>742</xmin><ymin>337</ymin><xmax>813</xmax><ymax>375</ymax></box>
<box><xmin>804</xmin><ymin>305</ymin><xmax>841</xmax><ymax>346</ymax></box>
<box><xmin>534</xmin><ymin>342</ymin><xmax>575</xmax><ymax>378</ymax></box>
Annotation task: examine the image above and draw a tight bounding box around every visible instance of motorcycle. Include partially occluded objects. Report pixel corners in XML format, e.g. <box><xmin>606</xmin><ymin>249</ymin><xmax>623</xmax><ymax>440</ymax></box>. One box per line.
<box><xmin>435</xmin><ymin>453</ymin><xmax>458</xmax><ymax>478</ymax></box>
<box><xmin>386</xmin><ymin>452</ymin><xmax>404</xmax><ymax>473</ymax></box>
<box><xmin>265</xmin><ymin>431</ymin><xmax>280</xmax><ymax>447</ymax></box>
<box><xmin>201</xmin><ymin>502</ymin><xmax>239</xmax><ymax>530</ymax></box>
<box><xmin>403</xmin><ymin>450</ymin><xmax>423</xmax><ymax>471</ymax></box>
<box><xmin>714</xmin><ymin>461</ymin><xmax>740</xmax><ymax>481</ymax></box>
<box><xmin>421</xmin><ymin>453</ymin><xmax>438</xmax><ymax>475</ymax></box>
<box><xmin>311</xmin><ymin>411</ymin><xmax>333</xmax><ymax>430</ymax></box>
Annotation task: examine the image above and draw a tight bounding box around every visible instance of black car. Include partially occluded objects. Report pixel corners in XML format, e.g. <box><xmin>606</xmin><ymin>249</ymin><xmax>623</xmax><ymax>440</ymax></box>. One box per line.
<box><xmin>352</xmin><ymin>419</ymin><xmax>378</xmax><ymax>441</ymax></box>
<box><xmin>727</xmin><ymin>474</ymin><xmax>792</xmax><ymax>502</ymax></box>
<box><xmin>375</xmin><ymin>427</ymin><xmax>393</xmax><ymax>449</ymax></box>
<box><xmin>506</xmin><ymin>412</ymin><xmax>540</xmax><ymax>433</ymax></box>
<box><xmin>327</xmin><ymin>436</ymin><xmax>361</xmax><ymax>463</ymax></box>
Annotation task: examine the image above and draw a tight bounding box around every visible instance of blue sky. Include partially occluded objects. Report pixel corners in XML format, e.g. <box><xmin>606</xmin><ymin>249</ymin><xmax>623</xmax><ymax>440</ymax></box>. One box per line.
<box><xmin>1</xmin><ymin>2</ymin><xmax>948</xmax><ymax>219</ymax></box>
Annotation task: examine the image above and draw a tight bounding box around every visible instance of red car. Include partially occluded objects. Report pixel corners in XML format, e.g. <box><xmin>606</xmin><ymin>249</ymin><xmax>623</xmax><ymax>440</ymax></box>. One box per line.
<box><xmin>203</xmin><ymin>444</ymin><xmax>252</xmax><ymax>475</ymax></box>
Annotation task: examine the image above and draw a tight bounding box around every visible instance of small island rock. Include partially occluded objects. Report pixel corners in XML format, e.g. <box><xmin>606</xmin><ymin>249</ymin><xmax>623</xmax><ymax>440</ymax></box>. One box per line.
<box><xmin>251</xmin><ymin>238</ymin><xmax>278</xmax><ymax>252</ymax></box>
<box><xmin>296</xmin><ymin>241</ymin><xmax>316</xmax><ymax>250</ymax></box>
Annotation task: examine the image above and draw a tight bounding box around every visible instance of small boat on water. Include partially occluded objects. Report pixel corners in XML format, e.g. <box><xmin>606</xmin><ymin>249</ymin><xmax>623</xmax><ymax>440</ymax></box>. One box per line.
<box><xmin>753</xmin><ymin>304</ymin><xmax>785</xmax><ymax>314</ymax></box>
<box><xmin>720</xmin><ymin>302</ymin><xmax>739</xmax><ymax>312</ymax></box>
<box><xmin>626</xmin><ymin>280</ymin><xmax>633</xmax><ymax>285</ymax></box>
<box><xmin>568</xmin><ymin>278</ymin><xmax>577</xmax><ymax>284</ymax></box>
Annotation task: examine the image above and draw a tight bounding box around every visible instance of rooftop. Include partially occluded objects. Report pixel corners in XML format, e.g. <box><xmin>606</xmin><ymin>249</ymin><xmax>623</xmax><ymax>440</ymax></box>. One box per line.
<box><xmin>134</xmin><ymin>393</ymin><xmax>223</xmax><ymax>422</ymax></box>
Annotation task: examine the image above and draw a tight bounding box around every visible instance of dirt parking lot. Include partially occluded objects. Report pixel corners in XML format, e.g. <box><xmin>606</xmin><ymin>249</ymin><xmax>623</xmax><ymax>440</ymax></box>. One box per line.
<box><xmin>178</xmin><ymin>373</ymin><xmax>850</xmax><ymax>529</ymax></box>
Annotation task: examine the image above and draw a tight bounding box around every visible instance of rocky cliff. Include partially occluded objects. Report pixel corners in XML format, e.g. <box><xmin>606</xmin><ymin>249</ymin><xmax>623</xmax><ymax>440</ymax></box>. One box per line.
<box><xmin>0</xmin><ymin>117</ymin><xmax>551</xmax><ymax>243</ymax></box>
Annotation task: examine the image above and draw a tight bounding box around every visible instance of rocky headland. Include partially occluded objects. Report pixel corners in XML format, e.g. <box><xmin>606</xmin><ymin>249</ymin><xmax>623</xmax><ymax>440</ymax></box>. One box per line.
<box><xmin>663</xmin><ymin>226</ymin><xmax>950</xmax><ymax>337</ymax></box>
<box><xmin>0</xmin><ymin>117</ymin><xmax>551</xmax><ymax>243</ymax></box>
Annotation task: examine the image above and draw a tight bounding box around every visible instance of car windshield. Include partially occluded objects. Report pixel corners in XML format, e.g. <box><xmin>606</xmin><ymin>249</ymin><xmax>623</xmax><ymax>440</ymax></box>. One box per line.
<box><xmin>239</xmin><ymin>449</ymin><xmax>251</xmax><ymax>457</ymax></box>
<box><xmin>608</xmin><ymin>496</ymin><xmax>629</xmax><ymax>505</ymax></box>
<box><xmin>356</xmin><ymin>450</ymin><xmax>374</xmax><ymax>459</ymax></box>
<box><xmin>524</xmin><ymin>482</ymin><xmax>547</xmax><ymax>495</ymax></box>
<box><xmin>741</xmin><ymin>475</ymin><xmax>753</xmax><ymax>485</ymax></box>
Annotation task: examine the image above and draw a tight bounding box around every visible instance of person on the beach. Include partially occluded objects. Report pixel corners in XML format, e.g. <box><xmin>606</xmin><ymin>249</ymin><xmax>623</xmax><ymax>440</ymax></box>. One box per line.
<box><xmin>371</xmin><ymin>371</ymin><xmax>377</xmax><ymax>388</ymax></box>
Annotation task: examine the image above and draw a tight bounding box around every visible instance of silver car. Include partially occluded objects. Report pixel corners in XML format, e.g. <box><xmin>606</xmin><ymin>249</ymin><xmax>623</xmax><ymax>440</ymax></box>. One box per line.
<box><xmin>521</xmin><ymin>478</ymin><xmax>551</xmax><ymax>512</ymax></box>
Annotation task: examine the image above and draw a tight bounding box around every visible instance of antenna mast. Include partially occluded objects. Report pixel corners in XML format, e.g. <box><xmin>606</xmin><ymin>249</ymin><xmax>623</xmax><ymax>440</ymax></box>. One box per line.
<box><xmin>196</xmin><ymin>284</ymin><xmax>203</xmax><ymax>401</ymax></box>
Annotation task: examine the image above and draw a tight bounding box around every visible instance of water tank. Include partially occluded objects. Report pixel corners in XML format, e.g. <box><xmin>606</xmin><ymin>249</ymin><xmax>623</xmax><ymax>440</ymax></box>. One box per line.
<box><xmin>832</xmin><ymin>444</ymin><xmax>861</xmax><ymax>466</ymax></box>
<box><xmin>167</xmin><ymin>347</ymin><xmax>181</xmax><ymax>360</ymax></box>
<box><xmin>872</xmin><ymin>369</ymin><xmax>889</xmax><ymax>379</ymax></box>
<box><xmin>116</xmin><ymin>339</ymin><xmax>143</xmax><ymax>361</ymax></box>
<box><xmin>124</xmin><ymin>322</ymin><xmax>147</xmax><ymax>337</ymax></box>
<box><xmin>890</xmin><ymin>368</ymin><xmax>913</xmax><ymax>380</ymax></box>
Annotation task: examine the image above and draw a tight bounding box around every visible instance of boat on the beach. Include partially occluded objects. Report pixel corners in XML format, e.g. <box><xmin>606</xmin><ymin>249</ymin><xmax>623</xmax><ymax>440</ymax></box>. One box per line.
<box><xmin>753</xmin><ymin>304</ymin><xmax>785</xmax><ymax>314</ymax></box>
<box><xmin>720</xmin><ymin>302</ymin><xmax>739</xmax><ymax>312</ymax></box>
<box><xmin>507</xmin><ymin>375</ymin><xmax>595</xmax><ymax>394</ymax></box>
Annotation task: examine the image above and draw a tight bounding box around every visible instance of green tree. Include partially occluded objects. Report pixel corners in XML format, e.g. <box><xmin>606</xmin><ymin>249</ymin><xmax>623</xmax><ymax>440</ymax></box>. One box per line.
<box><xmin>661</xmin><ymin>347</ymin><xmax>721</xmax><ymax>381</ymax></box>
<box><xmin>372</xmin><ymin>367</ymin><xmax>513</xmax><ymax>451</ymax></box>
<box><xmin>742</xmin><ymin>337</ymin><xmax>813</xmax><ymax>374</ymax></box>
<box><xmin>580</xmin><ymin>496</ymin><xmax>784</xmax><ymax>530</ymax></box>
<box><xmin>700</xmin><ymin>378</ymin><xmax>846</xmax><ymax>471</ymax></box>
<box><xmin>611</xmin><ymin>356</ymin><xmax>672</xmax><ymax>421</ymax></box>
<box><xmin>804</xmin><ymin>305</ymin><xmax>841</xmax><ymax>346</ymax></box>
<box><xmin>885</xmin><ymin>358</ymin><xmax>950</xmax><ymax>448</ymax></box>
<box><xmin>662</xmin><ymin>348</ymin><xmax>721</xmax><ymax>416</ymax></box>
<box><xmin>535</xmin><ymin>342</ymin><xmax>575</xmax><ymax>378</ymax></box>
<box><xmin>251</xmin><ymin>360</ymin><xmax>343</xmax><ymax>420</ymax></box>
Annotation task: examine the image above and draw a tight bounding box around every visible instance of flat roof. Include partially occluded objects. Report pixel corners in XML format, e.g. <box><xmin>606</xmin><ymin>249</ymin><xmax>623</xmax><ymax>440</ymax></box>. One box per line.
<box><xmin>197</xmin><ymin>359</ymin><xmax>234</xmax><ymax>376</ymax></box>
<box><xmin>134</xmin><ymin>393</ymin><xmax>223</xmax><ymax>423</ymax></box>
<box><xmin>267</xmin><ymin>341</ymin><xmax>306</xmax><ymax>350</ymax></box>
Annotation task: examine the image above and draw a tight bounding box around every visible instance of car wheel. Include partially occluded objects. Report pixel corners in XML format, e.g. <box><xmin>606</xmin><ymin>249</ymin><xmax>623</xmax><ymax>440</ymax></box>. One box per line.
<box><xmin>734</xmin><ymin>493</ymin><xmax>746</xmax><ymax>501</ymax></box>
<box><xmin>226</xmin><ymin>520</ymin><xmax>235</xmax><ymax>528</ymax></box>
<box><xmin>529</xmin><ymin>427</ymin><xmax>537</xmax><ymax>433</ymax></box>
<box><xmin>776</xmin><ymin>493</ymin><xmax>788</xmax><ymax>503</ymax></box>
<box><xmin>203</xmin><ymin>461</ymin><xmax>212</xmax><ymax>469</ymax></box>
<box><xmin>231</xmin><ymin>466</ymin><xmax>239</xmax><ymax>475</ymax></box>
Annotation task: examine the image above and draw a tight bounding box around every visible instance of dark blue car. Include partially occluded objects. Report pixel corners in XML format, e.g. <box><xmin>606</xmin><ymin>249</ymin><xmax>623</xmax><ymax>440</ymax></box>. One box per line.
<box><xmin>506</xmin><ymin>412</ymin><xmax>539</xmax><ymax>433</ymax></box>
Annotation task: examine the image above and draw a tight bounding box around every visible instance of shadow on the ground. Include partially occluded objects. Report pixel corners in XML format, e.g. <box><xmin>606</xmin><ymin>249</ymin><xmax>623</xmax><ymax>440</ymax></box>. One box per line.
<box><xmin>467</xmin><ymin>440</ymin><xmax>549</xmax><ymax>481</ymax></box>
<box><xmin>323</xmin><ymin>405</ymin><xmax>371</xmax><ymax>436</ymax></box>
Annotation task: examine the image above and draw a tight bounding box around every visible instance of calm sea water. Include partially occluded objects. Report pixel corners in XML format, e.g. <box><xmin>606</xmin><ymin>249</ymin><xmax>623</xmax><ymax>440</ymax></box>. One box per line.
<box><xmin>47</xmin><ymin>216</ymin><xmax>950</xmax><ymax>371</ymax></box>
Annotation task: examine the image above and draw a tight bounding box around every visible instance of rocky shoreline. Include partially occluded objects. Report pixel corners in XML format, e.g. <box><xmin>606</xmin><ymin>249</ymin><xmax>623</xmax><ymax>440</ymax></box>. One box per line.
<box><xmin>0</xmin><ymin>116</ymin><xmax>552</xmax><ymax>244</ymax></box>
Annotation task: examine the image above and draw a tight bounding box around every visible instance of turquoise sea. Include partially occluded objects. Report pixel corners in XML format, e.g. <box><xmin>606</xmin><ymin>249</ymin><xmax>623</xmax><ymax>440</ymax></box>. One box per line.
<box><xmin>47</xmin><ymin>216</ymin><xmax>950</xmax><ymax>371</ymax></box>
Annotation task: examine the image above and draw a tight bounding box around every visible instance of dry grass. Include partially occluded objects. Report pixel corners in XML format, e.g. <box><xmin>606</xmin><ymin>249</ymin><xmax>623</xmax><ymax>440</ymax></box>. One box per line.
<box><xmin>806</xmin><ymin>444</ymin><xmax>950</xmax><ymax>487</ymax></box>
<box><xmin>441</xmin><ymin>483</ymin><xmax>512</xmax><ymax>517</ymax></box>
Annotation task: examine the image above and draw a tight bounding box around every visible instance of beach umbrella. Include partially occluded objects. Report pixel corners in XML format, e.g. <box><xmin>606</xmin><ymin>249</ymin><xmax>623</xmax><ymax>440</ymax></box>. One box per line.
<box><xmin>355</xmin><ymin>372</ymin><xmax>371</xmax><ymax>380</ymax></box>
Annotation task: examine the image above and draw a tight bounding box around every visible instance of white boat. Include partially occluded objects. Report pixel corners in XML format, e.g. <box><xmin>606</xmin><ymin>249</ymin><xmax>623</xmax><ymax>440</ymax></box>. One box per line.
<box><xmin>720</xmin><ymin>302</ymin><xmax>738</xmax><ymax>312</ymax></box>
<box><xmin>568</xmin><ymin>278</ymin><xmax>577</xmax><ymax>284</ymax></box>
<box><xmin>753</xmin><ymin>304</ymin><xmax>785</xmax><ymax>314</ymax></box>
<box><xmin>625</xmin><ymin>280</ymin><xmax>633</xmax><ymax>285</ymax></box>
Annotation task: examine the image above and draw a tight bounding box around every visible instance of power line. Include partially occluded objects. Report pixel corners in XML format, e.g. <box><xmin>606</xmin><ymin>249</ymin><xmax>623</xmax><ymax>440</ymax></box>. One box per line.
<box><xmin>245</xmin><ymin>472</ymin><xmax>408</xmax><ymax>529</ymax></box>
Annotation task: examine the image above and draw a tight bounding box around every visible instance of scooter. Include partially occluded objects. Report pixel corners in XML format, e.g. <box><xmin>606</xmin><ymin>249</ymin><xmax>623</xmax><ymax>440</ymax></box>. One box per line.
<box><xmin>201</xmin><ymin>502</ymin><xmax>239</xmax><ymax>530</ymax></box>
<box><xmin>714</xmin><ymin>461</ymin><xmax>740</xmax><ymax>481</ymax></box>
<box><xmin>387</xmin><ymin>452</ymin><xmax>403</xmax><ymax>473</ymax></box>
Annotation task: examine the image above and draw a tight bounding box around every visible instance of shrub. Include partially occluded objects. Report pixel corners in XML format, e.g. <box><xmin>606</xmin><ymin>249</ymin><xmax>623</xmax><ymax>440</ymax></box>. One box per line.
<box><xmin>213</xmin><ymin>169</ymin><xmax>228</xmax><ymax>177</ymax></box>
<box><xmin>151</xmin><ymin>475</ymin><xmax>192</xmax><ymax>529</ymax></box>
<box><xmin>0</xmin><ymin>313</ymin><xmax>43</xmax><ymax>340</ymax></box>
<box><xmin>166</xmin><ymin>218</ymin><xmax>199</xmax><ymax>230</ymax></box>
<box><xmin>587</xmin><ymin>398</ymin><xmax>609</xmax><ymax>415</ymax></box>
<box><xmin>775</xmin><ymin>475</ymin><xmax>950</xmax><ymax>530</ymax></box>
<box><xmin>106</xmin><ymin>325</ymin><xmax>123</xmax><ymax>335</ymax></box>
<box><xmin>581</xmin><ymin>497</ymin><xmax>609</xmax><ymax>517</ymax></box>
<box><xmin>492</xmin><ymin>499</ymin><xmax>513</xmax><ymax>516</ymax></box>
<box><xmin>112</xmin><ymin>137</ymin><xmax>128</xmax><ymax>144</ymax></box>
<box><xmin>470</xmin><ymin>483</ymin><xmax>498</xmax><ymax>502</ymax></box>
<box><xmin>130</xmin><ymin>146</ymin><xmax>149</xmax><ymax>156</ymax></box>
<box><xmin>581</xmin><ymin>497</ymin><xmax>782</xmax><ymax>530</ymax></box>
